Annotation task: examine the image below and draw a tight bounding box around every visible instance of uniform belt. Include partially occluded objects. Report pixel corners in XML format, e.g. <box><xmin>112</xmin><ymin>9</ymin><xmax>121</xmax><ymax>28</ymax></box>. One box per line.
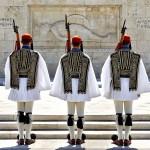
<box><xmin>71</xmin><ymin>74</ymin><xmax>79</xmax><ymax>78</ymax></box>
<box><xmin>19</xmin><ymin>75</ymin><xmax>28</xmax><ymax>78</ymax></box>
<box><xmin>120</xmin><ymin>75</ymin><xmax>130</xmax><ymax>78</ymax></box>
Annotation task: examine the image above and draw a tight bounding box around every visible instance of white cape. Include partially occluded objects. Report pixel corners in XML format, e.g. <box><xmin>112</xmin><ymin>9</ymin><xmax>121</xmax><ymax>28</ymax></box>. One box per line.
<box><xmin>50</xmin><ymin>54</ymin><xmax>100</xmax><ymax>102</ymax></box>
<box><xmin>5</xmin><ymin>52</ymin><xmax>51</xmax><ymax>102</ymax></box>
<box><xmin>101</xmin><ymin>56</ymin><xmax>150</xmax><ymax>101</ymax></box>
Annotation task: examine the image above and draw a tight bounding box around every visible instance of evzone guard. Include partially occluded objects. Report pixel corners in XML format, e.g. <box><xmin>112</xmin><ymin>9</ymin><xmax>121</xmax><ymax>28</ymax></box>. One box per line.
<box><xmin>101</xmin><ymin>22</ymin><xmax>150</xmax><ymax>146</ymax></box>
<box><xmin>5</xmin><ymin>23</ymin><xmax>51</xmax><ymax>145</ymax></box>
<box><xmin>50</xmin><ymin>35</ymin><xmax>100</xmax><ymax>145</ymax></box>
<box><xmin>50</xmin><ymin>15</ymin><xmax>99</xmax><ymax>145</ymax></box>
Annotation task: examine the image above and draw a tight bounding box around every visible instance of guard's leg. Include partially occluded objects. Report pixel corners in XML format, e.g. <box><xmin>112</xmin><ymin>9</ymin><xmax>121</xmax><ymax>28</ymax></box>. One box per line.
<box><xmin>113</xmin><ymin>101</ymin><xmax>124</xmax><ymax>146</ymax></box>
<box><xmin>24</xmin><ymin>101</ymin><xmax>34</xmax><ymax>145</ymax></box>
<box><xmin>67</xmin><ymin>102</ymin><xmax>75</xmax><ymax>145</ymax></box>
<box><xmin>76</xmin><ymin>102</ymin><xmax>85</xmax><ymax>145</ymax></box>
<box><xmin>124</xmin><ymin>101</ymin><xmax>133</xmax><ymax>146</ymax></box>
<box><xmin>114</xmin><ymin>101</ymin><xmax>123</xmax><ymax>139</ymax></box>
<box><xmin>17</xmin><ymin>102</ymin><xmax>25</xmax><ymax>145</ymax></box>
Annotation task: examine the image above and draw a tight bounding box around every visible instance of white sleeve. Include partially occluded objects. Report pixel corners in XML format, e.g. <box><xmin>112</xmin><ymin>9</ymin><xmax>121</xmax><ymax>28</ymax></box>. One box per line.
<box><xmin>50</xmin><ymin>60</ymin><xmax>66</xmax><ymax>100</ymax></box>
<box><xmin>4</xmin><ymin>57</ymin><xmax>11</xmax><ymax>89</ymax></box>
<box><xmin>35</xmin><ymin>53</ymin><xmax>51</xmax><ymax>91</ymax></box>
<box><xmin>101</xmin><ymin>56</ymin><xmax>112</xmax><ymax>98</ymax></box>
<box><xmin>137</xmin><ymin>59</ymin><xmax>150</xmax><ymax>94</ymax></box>
<box><xmin>87</xmin><ymin>60</ymin><xmax>101</xmax><ymax>98</ymax></box>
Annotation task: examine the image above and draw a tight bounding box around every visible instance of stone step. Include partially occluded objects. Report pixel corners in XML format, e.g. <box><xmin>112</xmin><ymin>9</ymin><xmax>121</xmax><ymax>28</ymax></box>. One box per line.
<box><xmin>0</xmin><ymin>139</ymin><xmax>150</xmax><ymax>149</ymax></box>
<box><xmin>0</xmin><ymin>114</ymin><xmax>150</xmax><ymax>121</ymax></box>
<box><xmin>0</xmin><ymin>121</ymin><xmax>150</xmax><ymax>130</ymax></box>
<box><xmin>0</xmin><ymin>130</ymin><xmax>150</xmax><ymax>139</ymax></box>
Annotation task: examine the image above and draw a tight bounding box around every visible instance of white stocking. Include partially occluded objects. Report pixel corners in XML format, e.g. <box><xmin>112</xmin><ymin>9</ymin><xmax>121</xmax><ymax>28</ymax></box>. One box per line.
<box><xmin>114</xmin><ymin>101</ymin><xmax>123</xmax><ymax>140</ymax></box>
<box><xmin>124</xmin><ymin>101</ymin><xmax>133</xmax><ymax>140</ymax></box>
<box><xmin>67</xmin><ymin>102</ymin><xmax>75</xmax><ymax>139</ymax></box>
<box><xmin>17</xmin><ymin>102</ymin><xmax>25</xmax><ymax>139</ymax></box>
<box><xmin>68</xmin><ymin>126</ymin><xmax>75</xmax><ymax>140</ymax></box>
<box><xmin>24</xmin><ymin>102</ymin><xmax>33</xmax><ymax>139</ymax></box>
<box><xmin>76</xmin><ymin>102</ymin><xmax>85</xmax><ymax>140</ymax></box>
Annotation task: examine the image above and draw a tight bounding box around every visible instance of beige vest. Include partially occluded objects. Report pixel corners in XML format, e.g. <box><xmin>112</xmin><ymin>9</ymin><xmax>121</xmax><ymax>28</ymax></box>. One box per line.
<box><xmin>61</xmin><ymin>52</ymin><xmax>90</xmax><ymax>93</ymax></box>
<box><xmin>10</xmin><ymin>48</ymin><xmax>39</xmax><ymax>89</ymax></box>
<box><xmin>111</xmin><ymin>50</ymin><xmax>140</xmax><ymax>90</ymax></box>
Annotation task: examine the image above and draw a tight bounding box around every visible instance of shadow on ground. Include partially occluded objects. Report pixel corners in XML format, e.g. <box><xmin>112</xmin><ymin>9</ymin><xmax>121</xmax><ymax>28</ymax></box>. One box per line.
<box><xmin>56</xmin><ymin>144</ymin><xmax>85</xmax><ymax>150</ymax></box>
<box><xmin>0</xmin><ymin>145</ymin><xmax>30</xmax><ymax>150</ymax></box>
<box><xmin>107</xmin><ymin>147</ymin><xmax>138</xmax><ymax>150</ymax></box>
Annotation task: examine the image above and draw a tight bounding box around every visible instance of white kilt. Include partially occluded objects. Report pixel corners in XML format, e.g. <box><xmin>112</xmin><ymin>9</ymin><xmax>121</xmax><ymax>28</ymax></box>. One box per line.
<box><xmin>5</xmin><ymin>52</ymin><xmax>51</xmax><ymax>102</ymax></box>
<box><xmin>50</xmin><ymin>54</ymin><xmax>100</xmax><ymax>102</ymax></box>
<box><xmin>8</xmin><ymin>78</ymin><xmax>40</xmax><ymax>101</ymax></box>
<box><xmin>101</xmin><ymin>56</ymin><xmax>150</xmax><ymax>101</ymax></box>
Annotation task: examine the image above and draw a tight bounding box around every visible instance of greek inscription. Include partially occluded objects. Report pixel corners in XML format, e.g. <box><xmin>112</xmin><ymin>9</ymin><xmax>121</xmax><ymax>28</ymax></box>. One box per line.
<box><xmin>145</xmin><ymin>0</ymin><xmax>150</xmax><ymax>5</ymax></box>
<box><xmin>0</xmin><ymin>18</ymin><xmax>13</xmax><ymax>28</ymax></box>
<box><xmin>137</xmin><ymin>18</ymin><xmax>150</xmax><ymax>29</ymax></box>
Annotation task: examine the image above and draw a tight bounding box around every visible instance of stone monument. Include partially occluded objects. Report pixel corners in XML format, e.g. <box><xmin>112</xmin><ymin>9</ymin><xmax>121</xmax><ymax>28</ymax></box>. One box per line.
<box><xmin>0</xmin><ymin>0</ymin><xmax>150</xmax><ymax>79</ymax></box>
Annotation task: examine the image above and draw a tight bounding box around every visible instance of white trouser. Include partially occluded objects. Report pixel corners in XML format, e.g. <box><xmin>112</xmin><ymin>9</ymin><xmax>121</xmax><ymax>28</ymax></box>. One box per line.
<box><xmin>114</xmin><ymin>101</ymin><xmax>133</xmax><ymax>114</ymax></box>
<box><xmin>67</xmin><ymin>102</ymin><xmax>85</xmax><ymax>140</ymax></box>
<box><xmin>17</xmin><ymin>102</ymin><xmax>33</xmax><ymax>139</ymax></box>
<box><xmin>114</xmin><ymin>100</ymin><xmax>133</xmax><ymax>140</ymax></box>
<box><xmin>67</xmin><ymin>102</ymin><xmax>85</xmax><ymax>116</ymax></box>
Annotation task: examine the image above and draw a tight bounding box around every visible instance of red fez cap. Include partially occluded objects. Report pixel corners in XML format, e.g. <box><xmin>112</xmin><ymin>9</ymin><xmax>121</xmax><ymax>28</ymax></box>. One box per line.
<box><xmin>116</xmin><ymin>42</ymin><xmax>123</xmax><ymax>50</ymax></box>
<box><xmin>116</xmin><ymin>35</ymin><xmax>131</xmax><ymax>50</ymax></box>
<box><xmin>72</xmin><ymin>35</ymin><xmax>82</xmax><ymax>45</ymax></box>
<box><xmin>123</xmin><ymin>35</ymin><xmax>131</xmax><ymax>44</ymax></box>
<box><xmin>21</xmin><ymin>33</ymin><xmax>32</xmax><ymax>43</ymax></box>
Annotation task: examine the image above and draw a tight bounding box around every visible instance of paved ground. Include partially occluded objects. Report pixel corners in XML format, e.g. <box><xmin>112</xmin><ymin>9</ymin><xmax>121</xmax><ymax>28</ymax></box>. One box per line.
<box><xmin>0</xmin><ymin>140</ymin><xmax>150</xmax><ymax>150</ymax></box>
<box><xmin>0</xmin><ymin>86</ymin><xmax>150</xmax><ymax>115</ymax></box>
<box><xmin>0</xmin><ymin>86</ymin><xmax>150</xmax><ymax>149</ymax></box>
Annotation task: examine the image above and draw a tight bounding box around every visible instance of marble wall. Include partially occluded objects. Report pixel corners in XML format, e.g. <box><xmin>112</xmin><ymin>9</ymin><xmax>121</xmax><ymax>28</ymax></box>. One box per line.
<box><xmin>0</xmin><ymin>0</ymin><xmax>150</xmax><ymax>79</ymax></box>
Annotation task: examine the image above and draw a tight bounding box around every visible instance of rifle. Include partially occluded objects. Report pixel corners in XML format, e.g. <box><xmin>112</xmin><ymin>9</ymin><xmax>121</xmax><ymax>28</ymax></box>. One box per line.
<box><xmin>65</xmin><ymin>14</ymin><xmax>71</xmax><ymax>53</ymax></box>
<box><xmin>115</xmin><ymin>19</ymin><xmax>127</xmax><ymax>50</ymax></box>
<box><xmin>13</xmin><ymin>19</ymin><xmax>20</xmax><ymax>51</ymax></box>
<box><xmin>31</xmin><ymin>40</ymin><xmax>33</xmax><ymax>50</ymax></box>
<box><xmin>80</xmin><ymin>41</ymin><xmax>83</xmax><ymax>52</ymax></box>
<box><xmin>120</xmin><ymin>19</ymin><xmax>127</xmax><ymax>42</ymax></box>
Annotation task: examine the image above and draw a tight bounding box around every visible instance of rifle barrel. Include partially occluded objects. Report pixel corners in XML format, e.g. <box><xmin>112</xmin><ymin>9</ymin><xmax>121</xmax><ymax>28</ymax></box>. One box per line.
<box><xmin>13</xmin><ymin>19</ymin><xmax>15</xmax><ymax>30</ymax></box>
<box><xmin>65</xmin><ymin>14</ymin><xmax>67</xmax><ymax>29</ymax></box>
<box><xmin>123</xmin><ymin>19</ymin><xmax>126</xmax><ymax>28</ymax></box>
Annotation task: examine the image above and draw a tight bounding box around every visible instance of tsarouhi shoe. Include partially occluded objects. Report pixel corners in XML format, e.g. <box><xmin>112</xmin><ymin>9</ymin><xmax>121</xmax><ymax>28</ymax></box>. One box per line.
<box><xmin>124</xmin><ymin>139</ymin><xmax>131</xmax><ymax>146</ymax></box>
<box><xmin>112</xmin><ymin>139</ymin><xmax>123</xmax><ymax>146</ymax></box>
<box><xmin>25</xmin><ymin>139</ymin><xmax>35</xmax><ymax>145</ymax></box>
<box><xmin>68</xmin><ymin>139</ymin><xmax>75</xmax><ymax>145</ymax></box>
<box><xmin>76</xmin><ymin>139</ymin><xmax>84</xmax><ymax>145</ymax></box>
<box><xmin>17</xmin><ymin>139</ymin><xmax>24</xmax><ymax>145</ymax></box>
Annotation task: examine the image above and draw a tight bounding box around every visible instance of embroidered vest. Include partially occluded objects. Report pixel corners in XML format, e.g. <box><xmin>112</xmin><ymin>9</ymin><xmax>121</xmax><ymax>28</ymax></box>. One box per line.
<box><xmin>61</xmin><ymin>52</ymin><xmax>90</xmax><ymax>93</ymax></box>
<box><xmin>111</xmin><ymin>50</ymin><xmax>140</xmax><ymax>90</ymax></box>
<box><xmin>10</xmin><ymin>48</ymin><xmax>39</xmax><ymax>89</ymax></box>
